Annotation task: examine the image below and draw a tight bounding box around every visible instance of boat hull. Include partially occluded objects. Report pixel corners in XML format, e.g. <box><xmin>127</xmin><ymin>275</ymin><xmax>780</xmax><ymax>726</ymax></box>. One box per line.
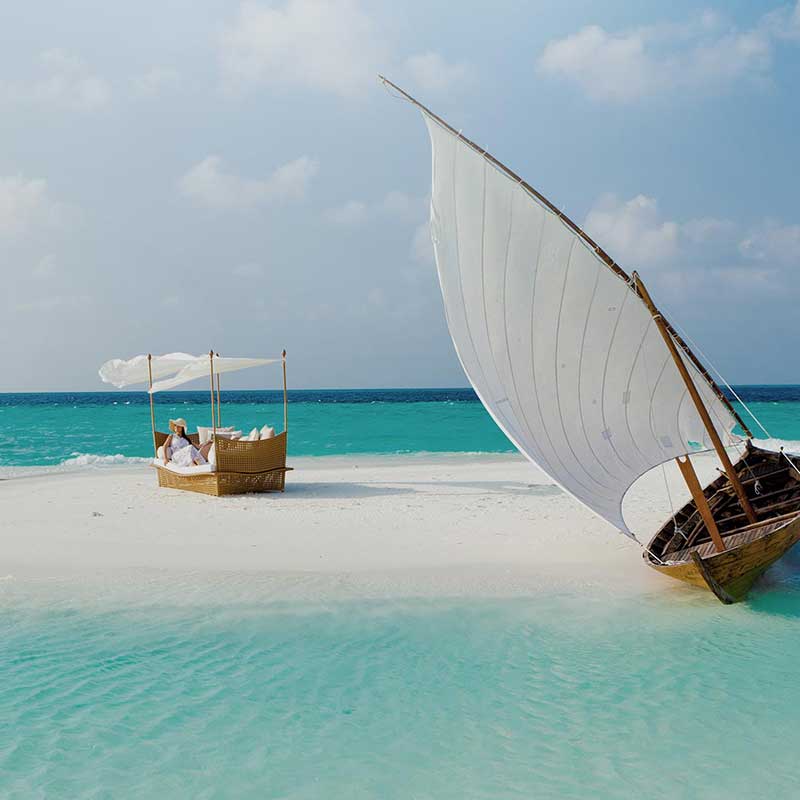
<box><xmin>646</xmin><ymin>513</ymin><xmax>800</xmax><ymax>603</ymax></box>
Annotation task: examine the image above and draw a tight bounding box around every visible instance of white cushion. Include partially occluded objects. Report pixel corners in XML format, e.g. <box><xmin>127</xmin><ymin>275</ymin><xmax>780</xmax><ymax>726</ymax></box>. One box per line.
<box><xmin>208</xmin><ymin>444</ymin><xmax>216</xmax><ymax>467</ymax></box>
<box><xmin>198</xmin><ymin>425</ymin><xmax>234</xmax><ymax>444</ymax></box>
<box><xmin>153</xmin><ymin>458</ymin><xmax>215</xmax><ymax>475</ymax></box>
<box><xmin>247</xmin><ymin>427</ymin><xmax>260</xmax><ymax>442</ymax></box>
<box><xmin>215</xmin><ymin>430</ymin><xmax>242</xmax><ymax>440</ymax></box>
<box><xmin>260</xmin><ymin>425</ymin><xmax>275</xmax><ymax>440</ymax></box>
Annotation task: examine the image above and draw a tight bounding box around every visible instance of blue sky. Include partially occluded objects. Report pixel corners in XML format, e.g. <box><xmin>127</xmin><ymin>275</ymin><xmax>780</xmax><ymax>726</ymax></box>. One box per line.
<box><xmin>2</xmin><ymin>0</ymin><xmax>799</xmax><ymax>390</ymax></box>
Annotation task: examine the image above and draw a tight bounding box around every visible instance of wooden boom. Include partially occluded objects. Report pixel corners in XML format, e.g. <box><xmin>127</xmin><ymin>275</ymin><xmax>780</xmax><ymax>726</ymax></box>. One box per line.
<box><xmin>634</xmin><ymin>273</ymin><xmax>757</xmax><ymax>527</ymax></box>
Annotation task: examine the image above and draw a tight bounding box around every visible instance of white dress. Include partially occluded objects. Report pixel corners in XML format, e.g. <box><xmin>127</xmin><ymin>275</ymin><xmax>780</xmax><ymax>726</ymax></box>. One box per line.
<box><xmin>168</xmin><ymin>434</ymin><xmax>206</xmax><ymax>467</ymax></box>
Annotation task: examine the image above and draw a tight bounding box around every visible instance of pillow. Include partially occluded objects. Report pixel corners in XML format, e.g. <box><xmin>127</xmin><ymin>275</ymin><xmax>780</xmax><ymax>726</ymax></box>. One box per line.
<box><xmin>208</xmin><ymin>444</ymin><xmax>216</xmax><ymax>466</ymax></box>
<box><xmin>260</xmin><ymin>425</ymin><xmax>275</xmax><ymax>440</ymax></box>
<box><xmin>247</xmin><ymin>427</ymin><xmax>260</xmax><ymax>441</ymax></box>
<box><xmin>215</xmin><ymin>430</ymin><xmax>242</xmax><ymax>440</ymax></box>
<box><xmin>198</xmin><ymin>425</ymin><xmax>235</xmax><ymax>444</ymax></box>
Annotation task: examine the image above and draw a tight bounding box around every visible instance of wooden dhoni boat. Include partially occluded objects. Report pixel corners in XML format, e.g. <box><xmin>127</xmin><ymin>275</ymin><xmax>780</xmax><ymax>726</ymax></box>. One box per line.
<box><xmin>645</xmin><ymin>443</ymin><xmax>800</xmax><ymax>603</ymax></box>
<box><xmin>100</xmin><ymin>350</ymin><xmax>291</xmax><ymax>496</ymax></box>
<box><xmin>383</xmin><ymin>76</ymin><xmax>800</xmax><ymax>603</ymax></box>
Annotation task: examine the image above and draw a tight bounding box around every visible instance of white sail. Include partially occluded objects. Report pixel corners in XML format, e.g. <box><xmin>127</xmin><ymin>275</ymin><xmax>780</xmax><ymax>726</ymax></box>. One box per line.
<box><xmin>422</xmin><ymin>113</ymin><xmax>740</xmax><ymax>534</ymax></box>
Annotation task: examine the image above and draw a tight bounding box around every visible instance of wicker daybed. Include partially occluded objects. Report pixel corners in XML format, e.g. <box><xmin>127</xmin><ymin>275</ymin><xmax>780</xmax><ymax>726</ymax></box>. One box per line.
<box><xmin>99</xmin><ymin>349</ymin><xmax>292</xmax><ymax>496</ymax></box>
<box><xmin>152</xmin><ymin>429</ymin><xmax>289</xmax><ymax>496</ymax></box>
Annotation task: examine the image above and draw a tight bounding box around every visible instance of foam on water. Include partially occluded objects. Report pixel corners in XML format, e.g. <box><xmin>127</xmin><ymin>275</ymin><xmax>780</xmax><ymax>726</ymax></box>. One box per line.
<box><xmin>0</xmin><ymin>453</ymin><xmax>150</xmax><ymax>480</ymax></box>
<box><xmin>60</xmin><ymin>452</ymin><xmax>152</xmax><ymax>467</ymax></box>
<box><xmin>751</xmin><ymin>437</ymin><xmax>800</xmax><ymax>455</ymax></box>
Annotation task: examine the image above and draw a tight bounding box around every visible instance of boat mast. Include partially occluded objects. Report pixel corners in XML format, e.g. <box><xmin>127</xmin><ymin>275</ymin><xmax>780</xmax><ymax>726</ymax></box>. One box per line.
<box><xmin>633</xmin><ymin>273</ymin><xmax>757</xmax><ymax>528</ymax></box>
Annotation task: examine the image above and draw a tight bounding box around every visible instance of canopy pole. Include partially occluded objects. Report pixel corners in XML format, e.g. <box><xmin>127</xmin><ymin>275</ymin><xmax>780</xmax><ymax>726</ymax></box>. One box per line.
<box><xmin>282</xmin><ymin>349</ymin><xmax>288</xmax><ymax>434</ymax></box>
<box><xmin>147</xmin><ymin>354</ymin><xmax>156</xmax><ymax>457</ymax></box>
<box><xmin>634</xmin><ymin>272</ymin><xmax>757</xmax><ymax>526</ymax></box>
<box><xmin>675</xmin><ymin>456</ymin><xmax>726</xmax><ymax>553</ymax></box>
<box><xmin>215</xmin><ymin>352</ymin><xmax>222</xmax><ymax>427</ymax></box>
<box><xmin>209</xmin><ymin>350</ymin><xmax>216</xmax><ymax>443</ymax></box>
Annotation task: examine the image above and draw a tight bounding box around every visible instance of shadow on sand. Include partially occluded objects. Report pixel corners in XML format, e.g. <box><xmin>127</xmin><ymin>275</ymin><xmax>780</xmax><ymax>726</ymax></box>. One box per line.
<box><xmin>282</xmin><ymin>480</ymin><xmax>561</xmax><ymax>500</ymax></box>
<box><xmin>281</xmin><ymin>482</ymin><xmax>417</xmax><ymax>500</ymax></box>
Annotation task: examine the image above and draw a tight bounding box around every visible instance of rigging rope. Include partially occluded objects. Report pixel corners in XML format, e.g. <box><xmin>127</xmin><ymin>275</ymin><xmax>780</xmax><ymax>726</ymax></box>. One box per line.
<box><xmin>658</xmin><ymin>303</ymin><xmax>800</xmax><ymax>480</ymax></box>
<box><xmin>658</xmin><ymin>306</ymin><xmax>770</xmax><ymax>438</ymax></box>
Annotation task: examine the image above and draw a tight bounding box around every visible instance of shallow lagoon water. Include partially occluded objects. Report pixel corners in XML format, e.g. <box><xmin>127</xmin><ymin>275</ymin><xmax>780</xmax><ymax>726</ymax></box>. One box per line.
<box><xmin>3</xmin><ymin>386</ymin><xmax>800</xmax><ymax>797</ymax></box>
<box><xmin>2</xmin><ymin>571</ymin><xmax>800</xmax><ymax>799</ymax></box>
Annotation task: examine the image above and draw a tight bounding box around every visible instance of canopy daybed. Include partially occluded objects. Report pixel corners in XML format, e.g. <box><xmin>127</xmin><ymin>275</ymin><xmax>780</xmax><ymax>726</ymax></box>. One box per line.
<box><xmin>99</xmin><ymin>350</ymin><xmax>291</xmax><ymax>496</ymax></box>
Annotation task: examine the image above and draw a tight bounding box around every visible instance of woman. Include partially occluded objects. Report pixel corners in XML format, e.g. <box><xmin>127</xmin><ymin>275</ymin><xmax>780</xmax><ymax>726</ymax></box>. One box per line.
<box><xmin>162</xmin><ymin>418</ymin><xmax>208</xmax><ymax>466</ymax></box>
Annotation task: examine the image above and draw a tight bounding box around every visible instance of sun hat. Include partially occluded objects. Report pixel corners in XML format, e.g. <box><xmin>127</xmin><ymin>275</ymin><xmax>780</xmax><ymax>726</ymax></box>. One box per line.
<box><xmin>169</xmin><ymin>418</ymin><xmax>188</xmax><ymax>433</ymax></box>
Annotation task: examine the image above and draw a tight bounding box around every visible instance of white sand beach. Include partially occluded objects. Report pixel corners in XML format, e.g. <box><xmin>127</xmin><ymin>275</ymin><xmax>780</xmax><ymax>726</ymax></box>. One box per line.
<box><xmin>1</xmin><ymin>452</ymin><xmax>722</xmax><ymax>602</ymax></box>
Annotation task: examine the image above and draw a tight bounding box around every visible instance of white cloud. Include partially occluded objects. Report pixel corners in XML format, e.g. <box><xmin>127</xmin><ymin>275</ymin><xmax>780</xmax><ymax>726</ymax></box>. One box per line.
<box><xmin>232</xmin><ymin>262</ymin><xmax>265</xmax><ymax>278</ymax></box>
<box><xmin>765</xmin><ymin>0</ymin><xmax>800</xmax><ymax>40</ymax></box>
<box><xmin>739</xmin><ymin>221</ymin><xmax>800</xmax><ymax>265</ymax></box>
<box><xmin>682</xmin><ymin>217</ymin><xmax>734</xmax><ymax>244</ymax></box>
<box><xmin>323</xmin><ymin>191</ymin><xmax>431</xmax><ymax>264</ymax></box>
<box><xmin>412</xmin><ymin>221</ymin><xmax>433</xmax><ymax>263</ymax></box>
<box><xmin>382</xmin><ymin>191</ymin><xmax>427</xmax><ymax>221</ymax></box>
<box><xmin>538</xmin><ymin>26</ymin><xmax>655</xmax><ymax>103</ymax></box>
<box><xmin>324</xmin><ymin>191</ymin><xmax>426</xmax><ymax>229</ymax></box>
<box><xmin>584</xmin><ymin>194</ymin><xmax>680</xmax><ymax>266</ymax></box>
<box><xmin>16</xmin><ymin>294</ymin><xmax>91</xmax><ymax>313</ymax></box>
<box><xmin>404</xmin><ymin>52</ymin><xmax>469</xmax><ymax>92</ymax></box>
<box><xmin>132</xmin><ymin>67</ymin><xmax>181</xmax><ymax>98</ymax></box>
<box><xmin>32</xmin><ymin>254</ymin><xmax>57</xmax><ymax>279</ymax></box>
<box><xmin>536</xmin><ymin>6</ymin><xmax>789</xmax><ymax>103</ymax></box>
<box><xmin>0</xmin><ymin>175</ymin><xmax>67</xmax><ymax>238</ymax></box>
<box><xmin>219</xmin><ymin>0</ymin><xmax>384</xmax><ymax>96</ymax></box>
<box><xmin>179</xmin><ymin>155</ymin><xmax>318</xmax><ymax>210</ymax></box>
<box><xmin>583</xmin><ymin>192</ymin><xmax>800</xmax><ymax>300</ymax></box>
<box><xmin>324</xmin><ymin>200</ymin><xmax>368</xmax><ymax>226</ymax></box>
<box><xmin>0</xmin><ymin>50</ymin><xmax>110</xmax><ymax>111</ymax></box>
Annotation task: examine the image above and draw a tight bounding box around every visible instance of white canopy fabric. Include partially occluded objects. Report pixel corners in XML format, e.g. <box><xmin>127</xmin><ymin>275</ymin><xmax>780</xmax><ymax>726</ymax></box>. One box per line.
<box><xmin>149</xmin><ymin>356</ymin><xmax>278</xmax><ymax>393</ymax></box>
<box><xmin>99</xmin><ymin>353</ymin><xmax>279</xmax><ymax>393</ymax></box>
<box><xmin>99</xmin><ymin>352</ymin><xmax>198</xmax><ymax>389</ymax></box>
<box><xmin>422</xmin><ymin>112</ymin><xmax>740</xmax><ymax>535</ymax></box>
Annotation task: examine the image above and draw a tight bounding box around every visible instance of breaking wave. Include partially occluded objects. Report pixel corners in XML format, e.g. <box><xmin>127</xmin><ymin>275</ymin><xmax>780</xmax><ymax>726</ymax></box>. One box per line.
<box><xmin>751</xmin><ymin>438</ymin><xmax>800</xmax><ymax>455</ymax></box>
<box><xmin>59</xmin><ymin>453</ymin><xmax>151</xmax><ymax>468</ymax></box>
<box><xmin>0</xmin><ymin>453</ymin><xmax>151</xmax><ymax>480</ymax></box>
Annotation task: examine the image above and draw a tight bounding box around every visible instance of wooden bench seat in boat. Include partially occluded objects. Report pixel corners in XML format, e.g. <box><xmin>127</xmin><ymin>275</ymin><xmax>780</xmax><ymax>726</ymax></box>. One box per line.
<box><xmin>663</xmin><ymin>513</ymin><xmax>800</xmax><ymax>564</ymax></box>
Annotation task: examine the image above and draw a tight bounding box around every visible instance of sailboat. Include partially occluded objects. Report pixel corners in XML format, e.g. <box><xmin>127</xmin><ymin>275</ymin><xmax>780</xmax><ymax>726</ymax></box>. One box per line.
<box><xmin>381</xmin><ymin>76</ymin><xmax>800</xmax><ymax>603</ymax></box>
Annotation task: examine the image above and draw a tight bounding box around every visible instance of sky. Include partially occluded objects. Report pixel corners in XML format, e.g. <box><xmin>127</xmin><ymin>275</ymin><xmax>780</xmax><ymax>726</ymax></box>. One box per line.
<box><xmin>2</xmin><ymin>0</ymin><xmax>799</xmax><ymax>391</ymax></box>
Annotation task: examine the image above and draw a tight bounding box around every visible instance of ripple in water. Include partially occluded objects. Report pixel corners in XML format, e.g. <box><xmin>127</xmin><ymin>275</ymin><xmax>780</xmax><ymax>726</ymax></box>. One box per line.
<box><xmin>1</xmin><ymin>592</ymin><xmax>800</xmax><ymax>798</ymax></box>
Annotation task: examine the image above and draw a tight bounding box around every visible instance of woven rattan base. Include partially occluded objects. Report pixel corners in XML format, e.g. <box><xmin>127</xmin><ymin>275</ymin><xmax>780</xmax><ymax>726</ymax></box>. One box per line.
<box><xmin>154</xmin><ymin>466</ymin><xmax>290</xmax><ymax>496</ymax></box>
<box><xmin>153</xmin><ymin>429</ymin><xmax>290</xmax><ymax>496</ymax></box>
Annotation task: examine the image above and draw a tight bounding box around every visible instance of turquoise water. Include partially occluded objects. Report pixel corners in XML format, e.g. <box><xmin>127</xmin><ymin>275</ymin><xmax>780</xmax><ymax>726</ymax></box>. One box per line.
<box><xmin>2</xmin><ymin>583</ymin><xmax>800</xmax><ymax>799</ymax></box>
<box><xmin>4</xmin><ymin>387</ymin><xmax>800</xmax><ymax>797</ymax></box>
<box><xmin>2</xmin><ymin>387</ymin><xmax>800</xmax><ymax>467</ymax></box>
<box><xmin>0</xmin><ymin>390</ymin><xmax>511</xmax><ymax>467</ymax></box>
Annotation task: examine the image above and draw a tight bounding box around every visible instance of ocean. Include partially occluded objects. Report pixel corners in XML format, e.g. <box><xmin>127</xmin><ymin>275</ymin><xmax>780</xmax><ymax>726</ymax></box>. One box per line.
<box><xmin>3</xmin><ymin>387</ymin><xmax>800</xmax><ymax>798</ymax></box>
<box><xmin>2</xmin><ymin>385</ymin><xmax>800</xmax><ymax>470</ymax></box>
